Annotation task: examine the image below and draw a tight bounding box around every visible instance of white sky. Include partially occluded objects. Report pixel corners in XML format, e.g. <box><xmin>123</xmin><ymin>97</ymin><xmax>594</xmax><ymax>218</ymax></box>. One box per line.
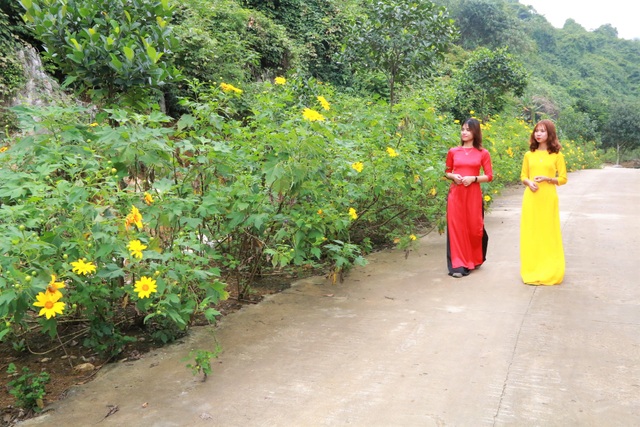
<box><xmin>521</xmin><ymin>0</ymin><xmax>640</xmax><ymax>40</ymax></box>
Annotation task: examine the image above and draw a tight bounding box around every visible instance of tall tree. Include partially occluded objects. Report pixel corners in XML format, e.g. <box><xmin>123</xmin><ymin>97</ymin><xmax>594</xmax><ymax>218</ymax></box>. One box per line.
<box><xmin>452</xmin><ymin>47</ymin><xmax>528</xmax><ymax>120</ymax></box>
<box><xmin>601</xmin><ymin>103</ymin><xmax>640</xmax><ymax>165</ymax></box>
<box><xmin>343</xmin><ymin>0</ymin><xmax>457</xmax><ymax>106</ymax></box>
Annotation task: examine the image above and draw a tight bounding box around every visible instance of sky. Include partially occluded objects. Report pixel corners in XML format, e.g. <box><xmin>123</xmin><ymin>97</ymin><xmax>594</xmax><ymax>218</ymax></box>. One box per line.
<box><xmin>521</xmin><ymin>0</ymin><xmax>640</xmax><ymax>40</ymax></box>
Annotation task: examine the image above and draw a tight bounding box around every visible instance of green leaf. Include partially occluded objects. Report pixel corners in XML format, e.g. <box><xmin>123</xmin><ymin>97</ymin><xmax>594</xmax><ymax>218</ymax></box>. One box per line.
<box><xmin>123</xmin><ymin>46</ymin><xmax>134</xmax><ymax>62</ymax></box>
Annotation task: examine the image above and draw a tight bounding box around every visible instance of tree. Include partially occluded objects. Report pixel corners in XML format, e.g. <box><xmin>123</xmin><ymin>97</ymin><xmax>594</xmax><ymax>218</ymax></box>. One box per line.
<box><xmin>601</xmin><ymin>103</ymin><xmax>640</xmax><ymax>164</ymax></box>
<box><xmin>240</xmin><ymin>0</ymin><xmax>354</xmax><ymax>85</ymax></box>
<box><xmin>343</xmin><ymin>0</ymin><xmax>457</xmax><ymax>106</ymax></box>
<box><xmin>19</xmin><ymin>0</ymin><xmax>181</xmax><ymax>109</ymax></box>
<box><xmin>452</xmin><ymin>47</ymin><xmax>528</xmax><ymax>120</ymax></box>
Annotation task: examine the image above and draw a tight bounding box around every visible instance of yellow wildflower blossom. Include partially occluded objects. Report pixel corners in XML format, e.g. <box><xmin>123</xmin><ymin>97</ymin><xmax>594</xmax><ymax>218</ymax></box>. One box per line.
<box><xmin>430</xmin><ymin>188</ymin><xmax>437</xmax><ymax>196</ymax></box>
<box><xmin>409</xmin><ymin>234</ymin><xmax>417</xmax><ymax>241</ymax></box>
<box><xmin>125</xmin><ymin>205</ymin><xmax>143</xmax><ymax>230</ymax></box>
<box><xmin>352</xmin><ymin>161</ymin><xmax>364</xmax><ymax>173</ymax></box>
<box><xmin>317</xmin><ymin>209</ymin><xmax>323</xmax><ymax>215</ymax></box>
<box><xmin>0</xmin><ymin>146</ymin><xmax>7</xmax><ymax>153</ymax></box>
<box><xmin>317</xmin><ymin>96</ymin><xmax>330</xmax><ymax>110</ymax></box>
<box><xmin>134</xmin><ymin>276</ymin><xmax>157</xmax><ymax>299</ymax></box>
<box><xmin>220</xmin><ymin>82</ymin><xmax>243</xmax><ymax>94</ymax></box>
<box><xmin>484</xmin><ymin>195</ymin><xmax>491</xmax><ymax>202</ymax></box>
<box><xmin>506</xmin><ymin>147</ymin><xmax>514</xmax><ymax>158</ymax></box>
<box><xmin>386</xmin><ymin>147</ymin><xmax>398</xmax><ymax>158</ymax></box>
<box><xmin>128</xmin><ymin>239</ymin><xmax>147</xmax><ymax>259</ymax></box>
<box><xmin>144</xmin><ymin>192</ymin><xmax>154</xmax><ymax>205</ymax></box>
<box><xmin>302</xmin><ymin>108</ymin><xmax>325</xmax><ymax>122</ymax></box>
<box><xmin>46</xmin><ymin>274</ymin><xmax>66</xmax><ymax>300</ymax></box>
<box><xmin>71</xmin><ymin>259</ymin><xmax>97</xmax><ymax>275</ymax></box>
<box><xmin>348</xmin><ymin>208</ymin><xmax>358</xmax><ymax>220</ymax></box>
<box><xmin>274</xmin><ymin>76</ymin><xmax>286</xmax><ymax>85</ymax></box>
<box><xmin>33</xmin><ymin>292</ymin><xmax>65</xmax><ymax>319</ymax></box>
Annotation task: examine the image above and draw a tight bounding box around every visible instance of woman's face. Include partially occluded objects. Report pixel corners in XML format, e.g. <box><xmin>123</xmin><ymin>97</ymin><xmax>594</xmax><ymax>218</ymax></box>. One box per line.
<box><xmin>461</xmin><ymin>124</ymin><xmax>474</xmax><ymax>143</ymax></box>
<box><xmin>534</xmin><ymin>125</ymin><xmax>548</xmax><ymax>144</ymax></box>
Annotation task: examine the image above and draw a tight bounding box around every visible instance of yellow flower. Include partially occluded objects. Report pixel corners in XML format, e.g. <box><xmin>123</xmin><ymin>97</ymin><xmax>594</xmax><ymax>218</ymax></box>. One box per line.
<box><xmin>409</xmin><ymin>234</ymin><xmax>417</xmax><ymax>241</ymax></box>
<box><xmin>302</xmin><ymin>108</ymin><xmax>325</xmax><ymax>122</ymax></box>
<box><xmin>469</xmin><ymin>110</ymin><xmax>475</xmax><ymax>115</ymax></box>
<box><xmin>33</xmin><ymin>292</ymin><xmax>65</xmax><ymax>319</ymax></box>
<box><xmin>351</xmin><ymin>161</ymin><xmax>364</xmax><ymax>173</ymax></box>
<box><xmin>144</xmin><ymin>192</ymin><xmax>154</xmax><ymax>205</ymax></box>
<box><xmin>348</xmin><ymin>207</ymin><xmax>358</xmax><ymax>220</ymax></box>
<box><xmin>506</xmin><ymin>147</ymin><xmax>514</xmax><ymax>158</ymax></box>
<box><xmin>317</xmin><ymin>95</ymin><xmax>330</xmax><ymax>110</ymax></box>
<box><xmin>454</xmin><ymin>119</ymin><xmax>460</xmax><ymax>124</ymax></box>
<box><xmin>89</xmin><ymin>122</ymin><xmax>98</xmax><ymax>127</ymax></box>
<box><xmin>125</xmin><ymin>205</ymin><xmax>143</xmax><ymax>230</ymax></box>
<box><xmin>430</xmin><ymin>188</ymin><xmax>437</xmax><ymax>196</ymax></box>
<box><xmin>220</xmin><ymin>82</ymin><xmax>242</xmax><ymax>94</ymax></box>
<box><xmin>46</xmin><ymin>274</ymin><xmax>66</xmax><ymax>300</ymax></box>
<box><xmin>71</xmin><ymin>259</ymin><xmax>97</xmax><ymax>275</ymax></box>
<box><xmin>0</xmin><ymin>146</ymin><xmax>7</xmax><ymax>153</ymax></box>
<box><xmin>484</xmin><ymin>195</ymin><xmax>491</xmax><ymax>202</ymax></box>
<box><xmin>393</xmin><ymin>237</ymin><xmax>400</xmax><ymax>244</ymax></box>
<box><xmin>274</xmin><ymin>76</ymin><xmax>286</xmax><ymax>85</ymax></box>
<box><xmin>134</xmin><ymin>276</ymin><xmax>157</xmax><ymax>299</ymax></box>
<box><xmin>386</xmin><ymin>147</ymin><xmax>398</xmax><ymax>158</ymax></box>
<box><xmin>128</xmin><ymin>239</ymin><xmax>147</xmax><ymax>259</ymax></box>
<box><xmin>414</xmin><ymin>174</ymin><xmax>420</xmax><ymax>183</ymax></box>
<box><xmin>317</xmin><ymin>209</ymin><xmax>323</xmax><ymax>215</ymax></box>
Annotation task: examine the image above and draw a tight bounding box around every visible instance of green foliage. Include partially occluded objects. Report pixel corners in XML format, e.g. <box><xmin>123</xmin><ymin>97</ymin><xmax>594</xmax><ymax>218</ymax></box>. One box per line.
<box><xmin>455</xmin><ymin>0</ymin><xmax>509</xmax><ymax>45</ymax></box>
<box><xmin>167</xmin><ymin>0</ymin><xmax>302</xmax><ymax>116</ymax></box>
<box><xmin>0</xmin><ymin>52</ymin><xmax>26</xmax><ymax>99</ymax></box>
<box><xmin>241</xmin><ymin>0</ymin><xmax>355</xmax><ymax>85</ymax></box>
<box><xmin>0</xmin><ymin>0</ymin><xmax>35</xmax><ymax>45</ymax></box>
<box><xmin>343</xmin><ymin>0</ymin><xmax>457</xmax><ymax>105</ymax></box>
<box><xmin>0</xmin><ymin>105</ymin><xmax>229</xmax><ymax>356</ymax></box>
<box><xmin>0</xmin><ymin>7</ymin><xmax>26</xmax><ymax>102</ymax></box>
<box><xmin>452</xmin><ymin>47</ymin><xmax>528</xmax><ymax>120</ymax></box>
<box><xmin>184</xmin><ymin>346</ymin><xmax>221</xmax><ymax>381</ymax></box>
<box><xmin>19</xmin><ymin>0</ymin><xmax>181</xmax><ymax>108</ymax></box>
<box><xmin>0</xmin><ymin>0</ymin><xmax>609</xmax><ymax>359</ymax></box>
<box><xmin>6</xmin><ymin>363</ymin><xmax>51</xmax><ymax>411</ymax></box>
<box><xmin>600</xmin><ymin>103</ymin><xmax>640</xmax><ymax>163</ymax></box>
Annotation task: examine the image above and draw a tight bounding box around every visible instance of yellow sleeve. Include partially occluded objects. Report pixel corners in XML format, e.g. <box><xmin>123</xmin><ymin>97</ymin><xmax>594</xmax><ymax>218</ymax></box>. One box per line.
<box><xmin>520</xmin><ymin>152</ymin><xmax>530</xmax><ymax>182</ymax></box>
<box><xmin>556</xmin><ymin>153</ymin><xmax>567</xmax><ymax>185</ymax></box>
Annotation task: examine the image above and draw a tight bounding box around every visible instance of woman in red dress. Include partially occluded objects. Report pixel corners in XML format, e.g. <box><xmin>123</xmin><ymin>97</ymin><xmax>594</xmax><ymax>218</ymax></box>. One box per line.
<box><xmin>444</xmin><ymin>118</ymin><xmax>494</xmax><ymax>278</ymax></box>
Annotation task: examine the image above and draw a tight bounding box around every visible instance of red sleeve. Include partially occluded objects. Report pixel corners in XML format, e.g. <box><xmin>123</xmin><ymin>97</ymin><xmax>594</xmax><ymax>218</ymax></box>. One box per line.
<box><xmin>445</xmin><ymin>149</ymin><xmax>454</xmax><ymax>174</ymax></box>
<box><xmin>482</xmin><ymin>149</ymin><xmax>493</xmax><ymax>182</ymax></box>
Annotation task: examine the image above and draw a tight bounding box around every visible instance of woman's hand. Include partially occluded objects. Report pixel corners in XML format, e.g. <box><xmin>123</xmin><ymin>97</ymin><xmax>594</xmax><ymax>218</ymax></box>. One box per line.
<box><xmin>534</xmin><ymin>176</ymin><xmax>549</xmax><ymax>183</ymax></box>
<box><xmin>459</xmin><ymin>175</ymin><xmax>472</xmax><ymax>186</ymax></box>
<box><xmin>525</xmin><ymin>179</ymin><xmax>538</xmax><ymax>192</ymax></box>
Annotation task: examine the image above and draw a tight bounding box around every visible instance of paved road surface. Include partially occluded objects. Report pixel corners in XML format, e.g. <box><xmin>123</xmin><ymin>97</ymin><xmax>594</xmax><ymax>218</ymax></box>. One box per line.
<box><xmin>21</xmin><ymin>167</ymin><xmax>640</xmax><ymax>427</ymax></box>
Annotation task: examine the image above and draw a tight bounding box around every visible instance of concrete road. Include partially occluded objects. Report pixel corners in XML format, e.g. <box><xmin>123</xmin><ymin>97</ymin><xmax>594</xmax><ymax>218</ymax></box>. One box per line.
<box><xmin>21</xmin><ymin>167</ymin><xmax>640</xmax><ymax>427</ymax></box>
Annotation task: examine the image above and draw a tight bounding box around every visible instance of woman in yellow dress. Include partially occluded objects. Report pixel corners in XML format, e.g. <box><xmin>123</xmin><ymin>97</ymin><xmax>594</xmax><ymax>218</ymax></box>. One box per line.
<box><xmin>520</xmin><ymin>120</ymin><xmax>567</xmax><ymax>285</ymax></box>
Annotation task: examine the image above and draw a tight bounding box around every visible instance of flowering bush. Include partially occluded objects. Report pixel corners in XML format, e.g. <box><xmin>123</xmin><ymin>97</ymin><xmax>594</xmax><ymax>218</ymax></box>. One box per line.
<box><xmin>0</xmin><ymin>78</ymin><xmax>600</xmax><ymax>356</ymax></box>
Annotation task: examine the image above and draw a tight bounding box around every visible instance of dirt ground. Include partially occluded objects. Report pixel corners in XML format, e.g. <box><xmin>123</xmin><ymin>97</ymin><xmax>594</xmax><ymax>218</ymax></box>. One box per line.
<box><xmin>0</xmin><ymin>273</ymin><xmax>299</xmax><ymax>426</ymax></box>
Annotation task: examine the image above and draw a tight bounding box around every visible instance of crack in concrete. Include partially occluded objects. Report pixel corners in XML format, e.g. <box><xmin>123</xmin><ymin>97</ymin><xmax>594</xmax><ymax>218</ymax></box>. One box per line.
<box><xmin>493</xmin><ymin>287</ymin><xmax>537</xmax><ymax>425</ymax></box>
